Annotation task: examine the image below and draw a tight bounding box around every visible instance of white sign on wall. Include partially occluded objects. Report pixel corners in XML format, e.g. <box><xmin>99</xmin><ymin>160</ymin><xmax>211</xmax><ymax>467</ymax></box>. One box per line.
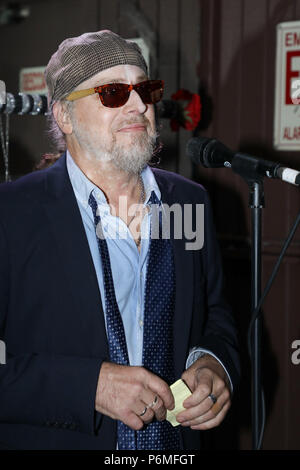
<box><xmin>274</xmin><ymin>21</ymin><xmax>300</xmax><ymax>150</ymax></box>
<box><xmin>19</xmin><ymin>66</ymin><xmax>47</xmax><ymax>94</ymax></box>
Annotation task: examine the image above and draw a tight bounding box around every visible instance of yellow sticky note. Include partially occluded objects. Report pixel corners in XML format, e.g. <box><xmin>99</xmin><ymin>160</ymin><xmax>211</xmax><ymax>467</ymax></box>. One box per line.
<box><xmin>166</xmin><ymin>379</ymin><xmax>192</xmax><ymax>427</ymax></box>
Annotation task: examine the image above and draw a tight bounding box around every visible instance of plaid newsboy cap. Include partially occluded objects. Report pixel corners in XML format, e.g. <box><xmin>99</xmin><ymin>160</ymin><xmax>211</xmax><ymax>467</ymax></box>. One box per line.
<box><xmin>45</xmin><ymin>29</ymin><xmax>148</xmax><ymax>106</ymax></box>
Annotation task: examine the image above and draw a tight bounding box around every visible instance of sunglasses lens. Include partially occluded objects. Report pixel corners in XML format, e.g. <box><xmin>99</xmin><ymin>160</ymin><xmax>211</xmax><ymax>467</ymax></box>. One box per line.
<box><xmin>97</xmin><ymin>80</ymin><xmax>164</xmax><ymax>108</ymax></box>
<box><xmin>137</xmin><ymin>80</ymin><xmax>164</xmax><ymax>104</ymax></box>
<box><xmin>100</xmin><ymin>84</ymin><xmax>130</xmax><ymax>108</ymax></box>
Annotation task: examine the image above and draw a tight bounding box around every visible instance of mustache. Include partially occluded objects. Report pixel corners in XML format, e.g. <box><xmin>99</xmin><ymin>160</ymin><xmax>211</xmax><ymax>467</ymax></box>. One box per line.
<box><xmin>115</xmin><ymin>117</ymin><xmax>149</xmax><ymax>128</ymax></box>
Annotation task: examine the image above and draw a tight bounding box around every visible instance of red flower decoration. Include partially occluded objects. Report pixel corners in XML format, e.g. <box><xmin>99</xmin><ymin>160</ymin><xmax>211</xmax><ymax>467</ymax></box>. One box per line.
<box><xmin>170</xmin><ymin>89</ymin><xmax>202</xmax><ymax>132</ymax></box>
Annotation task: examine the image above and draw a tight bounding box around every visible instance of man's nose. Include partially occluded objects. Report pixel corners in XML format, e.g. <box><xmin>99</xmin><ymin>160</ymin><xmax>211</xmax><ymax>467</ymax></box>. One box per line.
<box><xmin>124</xmin><ymin>89</ymin><xmax>147</xmax><ymax>114</ymax></box>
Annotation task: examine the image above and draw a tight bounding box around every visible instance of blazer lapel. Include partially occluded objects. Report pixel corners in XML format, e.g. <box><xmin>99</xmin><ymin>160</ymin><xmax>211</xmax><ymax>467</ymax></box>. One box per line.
<box><xmin>152</xmin><ymin>169</ymin><xmax>194</xmax><ymax>379</ymax></box>
<box><xmin>42</xmin><ymin>154</ymin><xmax>109</xmax><ymax>353</ymax></box>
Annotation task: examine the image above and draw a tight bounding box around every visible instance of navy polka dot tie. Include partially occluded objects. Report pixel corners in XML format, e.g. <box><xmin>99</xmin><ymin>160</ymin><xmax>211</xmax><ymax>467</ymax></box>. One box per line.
<box><xmin>89</xmin><ymin>191</ymin><xmax>181</xmax><ymax>450</ymax></box>
<box><xmin>137</xmin><ymin>191</ymin><xmax>181</xmax><ymax>450</ymax></box>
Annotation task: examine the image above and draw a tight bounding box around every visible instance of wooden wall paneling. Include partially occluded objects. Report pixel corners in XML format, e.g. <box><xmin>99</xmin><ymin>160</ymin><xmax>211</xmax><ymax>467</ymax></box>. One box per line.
<box><xmin>216</xmin><ymin>0</ymin><xmax>244</xmax><ymax>238</ymax></box>
<box><xmin>177</xmin><ymin>0</ymin><xmax>201</xmax><ymax>178</ymax></box>
<box><xmin>262</xmin><ymin>181</ymin><xmax>291</xmax><ymax>248</ymax></box>
<box><xmin>193</xmin><ymin>0</ymin><xmax>221</xmax><ymax>190</ymax></box>
<box><xmin>196</xmin><ymin>0</ymin><xmax>252</xmax><ymax>451</ymax></box>
<box><xmin>265</xmin><ymin>0</ymin><xmax>300</xmax><ymax>249</ymax></box>
<box><xmin>138</xmin><ymin>0</ymin><xmax>159</xmax><ymax>78</ymax></box>
<box><xmin>265</xmin><ymin>0</ymin><xmax>300</xmax><ymax>170</ymax></box>
<box><xmin>261</xmin><ymin>2</ymin><xmax>300</xmax><ymax>449</ymax></box>
<box><xmin>119</xmin><ymin>0</ymin><xmax>139</xmax><ymax>38</ymax></box>
<box><xmin>194</xmin><ymin>1</ymin><xmax>247</xmax><ymax>241</ymax></box>
<box><xmin>157</xmin><ymin>0</ymin><xmax>180</xmax><ymax>172</ymax></box>
<box><xmin>261</xmin><ymin>256</ymin><xmax>290</xmax><ymax>449</ymax></box>
<box><xmin>263</xmin><ymin>0</ymin><xmax>298</xmax><ymax>245</ymax></box>
<box><xmin>197</xmin><ymin>0</ymin><xmax>300</xmax><ymax>450</ymax></box>
<box><xmin>99</xmin><ymin>0</ymin><xmax>120</xmax><ymax>33</ymax></box>
<box><xmin>212</xmin><ymin>0</ymin><xmax>247</xmax><ymax>240</ymax></box>
<box><xmin>216</xmin><ymin>0</ymin><xmax>243</xmax><ymax>147</ymax></box>
<box><xmin>287</xmin><ymin>185</ymin><xmax>300</xmax><ymax>251</ymax></box>
<box><xmin>240</xmin><ymin>0</ymin><xmax>268</xmax><ymax>144</ymax></box>
<box><xmin>296</xmin><ymin>0</ymin><xmax>300</xmax><ymax>18</ymax></box>
<box><xmin>198</xmin><ymin>0</ymin><xmax>219</xmax><ymax>138</ymax></box>
<box><xmin>237</xmin><ymin>0</ymin><xmax>268</xmax><ymax>239</ymax></box>
<box><xmin>287</xmin><ymin>258</ymin><xmax>300</xmax><ymax>449</ymax></box>
<box><xmin>264</xmin><ymin>0</ymin><xmax>286</xmax><ymax>156</ymax></box>
<box><xmin>284</xmin><ymin>3</ymin><xmax>300</xmax><ymax>275</ymax></box>
<box><xmin>238</xmin><ymin>0</ymin><xmax>300</xmax><ymax>450</ymax></box>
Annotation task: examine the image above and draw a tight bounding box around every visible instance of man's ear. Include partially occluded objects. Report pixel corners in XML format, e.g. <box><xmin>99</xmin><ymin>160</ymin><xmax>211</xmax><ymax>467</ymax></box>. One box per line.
<box><xmin>52</xmin><ymin>101</ymin><xmax>73</xmax><ymax>135</ymax></box>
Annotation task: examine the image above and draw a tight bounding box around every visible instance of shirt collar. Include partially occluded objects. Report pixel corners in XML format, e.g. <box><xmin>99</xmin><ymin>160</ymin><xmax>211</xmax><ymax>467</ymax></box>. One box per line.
<box><xmin>66</xmin><ymin>150</ymin><xmax>161</xmax><ymax>208</ymax></box>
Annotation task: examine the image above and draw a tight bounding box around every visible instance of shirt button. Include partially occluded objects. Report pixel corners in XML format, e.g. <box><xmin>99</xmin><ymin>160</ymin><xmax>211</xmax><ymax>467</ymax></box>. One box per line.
<box><xmin>139</xmin><ymin>319</ymin><xmax>143</xmax><ymax>328</ymax></box>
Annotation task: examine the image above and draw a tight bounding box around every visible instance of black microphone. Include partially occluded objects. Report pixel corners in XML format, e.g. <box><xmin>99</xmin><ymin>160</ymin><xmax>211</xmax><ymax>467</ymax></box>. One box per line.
<box><xmin>187</xmin><ymin>137</ymin><xmax>300</xmax><ymax>186</ymax></box>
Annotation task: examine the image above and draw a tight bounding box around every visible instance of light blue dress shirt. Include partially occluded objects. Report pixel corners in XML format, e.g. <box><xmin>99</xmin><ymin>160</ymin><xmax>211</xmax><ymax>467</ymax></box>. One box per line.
<box><xmin>66</xmin><ymin>151</ymin><xmax>232</xmax><ymax>389</ymax></box>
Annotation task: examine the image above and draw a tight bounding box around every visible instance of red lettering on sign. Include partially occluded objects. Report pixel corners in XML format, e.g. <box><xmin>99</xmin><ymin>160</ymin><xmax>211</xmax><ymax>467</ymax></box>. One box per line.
<box><xmin>283</xmin><ymin>126</ymin><xmax>300</xmax><ymax>140</ymax></box>
<box><xmin>294</xmin><ymin>33</ymin><xmax>300</xmax><ymax>46</ymax></box>
<box><xmin>286</xmin><ymin>33</ymin><xmax>293</xmax><ymax>46</ymax></box>
<box><xmin>21</xmin><ymin>72</ymin><xmax>46</xmax><ymax>92</ymax></box>
<box><xmin>285</xmin><ymin>32</ymin><xmax>300</xmax><ymax>47</ymax></box>
<box><xmin>285</xmin><ymin>51</ymin><xmax>300</xmax><ymax>104</ymax></box>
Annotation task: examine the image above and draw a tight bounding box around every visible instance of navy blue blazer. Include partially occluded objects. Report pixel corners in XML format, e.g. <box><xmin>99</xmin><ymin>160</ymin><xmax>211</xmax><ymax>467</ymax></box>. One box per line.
<box><xmin>0</xmin><ymin>154</ymin><xmax>239</xmax><ymax>450</ymax></box>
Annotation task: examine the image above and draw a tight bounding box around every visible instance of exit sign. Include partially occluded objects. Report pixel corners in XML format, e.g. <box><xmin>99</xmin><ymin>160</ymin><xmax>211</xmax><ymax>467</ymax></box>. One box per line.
<box><xmin>19</xmin><ymin>66</ymin><xmax>47</xmax><ymax>94</ymax></box>
<box><xmin>274</xmin><ymin>21</ymin><xmax>300</xmax><ymax>150</ymax></box>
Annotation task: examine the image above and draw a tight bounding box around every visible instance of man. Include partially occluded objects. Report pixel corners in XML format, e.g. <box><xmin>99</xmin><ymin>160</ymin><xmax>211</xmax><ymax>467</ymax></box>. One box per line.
<box><xmin>0</xmin><ymin>30</ymin><xmax>239</xmax><ymax>450</ymax></box>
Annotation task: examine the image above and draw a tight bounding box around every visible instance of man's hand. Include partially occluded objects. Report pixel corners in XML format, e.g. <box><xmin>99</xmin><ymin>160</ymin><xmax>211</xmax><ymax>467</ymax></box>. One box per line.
<box><xmin>176</xmin><ymin>354</ymin><xmax>231</xmax><ymax>430</ymax></box>
<box><xmin>95</xmin><ymin>362</ymin><xmax>175</xmax><ymax>430</ymax></box>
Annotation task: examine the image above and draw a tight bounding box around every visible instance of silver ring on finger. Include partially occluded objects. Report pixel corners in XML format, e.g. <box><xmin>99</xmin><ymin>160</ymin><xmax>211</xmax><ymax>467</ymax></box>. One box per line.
<box><xmin>208</xmin><ymin>393</ymin><xmax>217</xmax><ymax>405</ymax></box>
<box><xmin>147</xmin><ymin>395</ymin><xmax>158</xmax><ymax>409</ymax></box>
<box><xmin>139</xmin><ymin>406</ymin><xmax>148</xmax><ymax>417</ymax></box>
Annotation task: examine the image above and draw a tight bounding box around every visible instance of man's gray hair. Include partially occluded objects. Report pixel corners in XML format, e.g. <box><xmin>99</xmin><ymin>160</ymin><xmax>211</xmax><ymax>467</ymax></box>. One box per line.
<box><xmin>46</xmin><ymin>100</ymin><xmax>73</xmax><ymax>154</ymax></box>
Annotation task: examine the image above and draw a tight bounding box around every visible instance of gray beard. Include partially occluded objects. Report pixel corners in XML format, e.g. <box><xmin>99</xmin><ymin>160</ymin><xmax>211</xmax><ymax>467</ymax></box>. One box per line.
<box><xmin>71</xmin><ymin>119</ymin><xmax>157</xmax><ymax>175</ymax></box>
<box><xmin>102</xmin><ymin>133</ymin><xmax>157</xmax><ymax>175</ymax></box>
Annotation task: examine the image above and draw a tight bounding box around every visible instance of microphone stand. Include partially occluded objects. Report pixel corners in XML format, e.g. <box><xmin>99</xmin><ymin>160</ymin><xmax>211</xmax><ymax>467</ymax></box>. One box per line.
<box><xmin>249</xmin><ymin>179</ymin><xmax>264</xmax><ymax>450</ymax></box>
<box><xmin>231</xmin><ymin>156</ymin><xmax>265</xmax><ymax>450</ymax></box>
<box><xmin>189</xmin><ymin>139</ymin><xmax>300</xmax><ymax>449</ymax></box>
